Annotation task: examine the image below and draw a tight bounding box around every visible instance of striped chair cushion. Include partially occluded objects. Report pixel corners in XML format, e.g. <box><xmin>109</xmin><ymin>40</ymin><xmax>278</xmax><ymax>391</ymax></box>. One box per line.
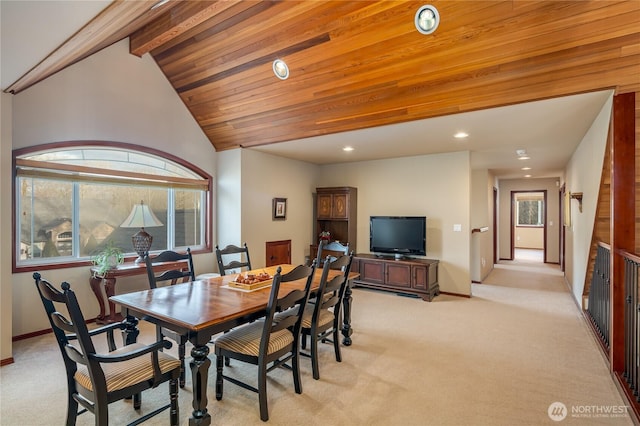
<box><xmin>275</xmin><ymin>304</ymin><xmax>334</xmax><ymax>329</ymax></box>
<box><xmin>215</xmin><ymin>322</ymin><xmax>293</xmax><ymax>356</ymax></box>
<box><xmin>74</xmin><ymin>343</ymin><xmax>181</xmax><ymax>393</ymax></box>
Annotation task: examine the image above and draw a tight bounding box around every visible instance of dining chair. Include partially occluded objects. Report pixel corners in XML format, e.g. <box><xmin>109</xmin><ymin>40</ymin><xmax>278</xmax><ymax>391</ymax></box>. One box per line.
<box><xmin>144</xmin><ymin>248</ymin><xmax>195</xmax><ymax>387</ymax></box>
<box><xmin>145</xmin><ymin>248</ymin><xmax>195</xmax><ymax>287</ymax></box>
<box><xmin>315</xmin><ymin>240</ymin><xmax>349</xmax><ymax>266</ymax></box>
<box><xmin>213</xmin><ymin>263</ymin><xmax>316</xmax><ymax>422</ymax></box>
<box><xmin>215</xmin><ymin>243</ymin><xmax>252</xmax><ymax>275</ymax></box>
<box><xmin>300</xmin><ymin>253</ymin><xmax>354</xmax><ymax>380</ymax></box>
<box><xmin>33</xmin><ymin>272</ymin><xmax>181</xmax><ymax>426</ymax></box>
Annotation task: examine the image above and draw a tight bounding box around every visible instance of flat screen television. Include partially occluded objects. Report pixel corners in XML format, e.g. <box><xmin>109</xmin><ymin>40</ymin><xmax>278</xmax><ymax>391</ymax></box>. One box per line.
<box><xmin>370</xmin><ymin>216</ymin><xmax>426</xmax><ymax>259</ymax></box>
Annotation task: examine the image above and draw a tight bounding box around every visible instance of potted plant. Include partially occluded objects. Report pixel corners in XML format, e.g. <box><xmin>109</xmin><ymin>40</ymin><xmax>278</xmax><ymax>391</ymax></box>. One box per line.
<box><xmin>91</xmin><ymin>240</ymin><xmax>125</xmax><ymax>277</ymax></box>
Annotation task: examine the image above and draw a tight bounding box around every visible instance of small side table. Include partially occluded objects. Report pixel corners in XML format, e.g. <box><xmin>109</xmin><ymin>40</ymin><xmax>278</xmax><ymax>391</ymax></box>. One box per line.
<box><xmin>89</xmin><ymin>260</ymin><xmax>186</xmax><ymax>323</ymax></box>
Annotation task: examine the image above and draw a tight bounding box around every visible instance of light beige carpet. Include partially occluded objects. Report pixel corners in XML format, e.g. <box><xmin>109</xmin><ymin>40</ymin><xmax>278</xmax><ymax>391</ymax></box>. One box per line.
<box><xmin>1</xmin><ymin>262</ymin><xmax>633</xmax><ymax>425</ymax></box>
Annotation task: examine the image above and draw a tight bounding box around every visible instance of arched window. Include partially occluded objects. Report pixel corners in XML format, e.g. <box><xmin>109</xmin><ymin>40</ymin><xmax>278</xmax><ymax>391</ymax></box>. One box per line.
<box><xmin>13</xmin><ymin>142</ymin><xmax>211</xmax><ymax>271</ymax></box>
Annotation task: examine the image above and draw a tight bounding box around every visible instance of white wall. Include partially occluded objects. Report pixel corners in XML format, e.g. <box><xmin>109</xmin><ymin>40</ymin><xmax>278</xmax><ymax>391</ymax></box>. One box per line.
<box><xmin>1</xmin><ymin>92</ymin><xmax>14</xmax><ymax>360</ymax></box>
<box><xmin>318</xmin><ymin>151</ymin><xmax>472</xmax><ymax>296</ymax></box>
<box><xmin>216</xmin><ymin>149</ymin><xmax>242</xmax><ymax>249</ymax></box>
<box><xmin>240</xmin><ymin>149</ymin><xmax>320</xmax><ymax>268</ymax></box>
<box><xmin>7</xmin><ymin>39</ymin><xmax>216</xmax><ymax>338</ymax></box>
<box><xmin>564</xmin><ymin>94</ymin><xmax>613</xmax><ymax>304</ymax></box>
<box><xmin>515</xmin><ymin>227</ymin><xmax>544</xmax><ymax>249</ymax></box>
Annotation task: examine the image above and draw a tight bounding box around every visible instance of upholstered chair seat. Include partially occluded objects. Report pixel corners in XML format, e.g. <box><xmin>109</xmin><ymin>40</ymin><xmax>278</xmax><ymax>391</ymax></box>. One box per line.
<box><xmin>214</xmin><ymin>323</ymin><xmax>293</xmax><ymax>357</ymax></box>
<box><xmin>74</xmin><ymin>343</ymin><xmax>181</xmax><ymax>393</ymax></box>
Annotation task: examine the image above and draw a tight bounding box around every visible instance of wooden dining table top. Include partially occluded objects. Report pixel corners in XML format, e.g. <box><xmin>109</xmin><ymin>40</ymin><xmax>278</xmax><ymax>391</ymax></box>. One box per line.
<box><xmin>110</xmin><ymin>264</ymin><xmax>354</xmax><ymax>334</ymax></box>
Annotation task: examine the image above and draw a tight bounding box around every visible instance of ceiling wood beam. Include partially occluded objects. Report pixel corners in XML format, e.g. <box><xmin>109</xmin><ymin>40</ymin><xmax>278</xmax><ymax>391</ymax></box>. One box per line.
<box><xmin>4</xmin><ymin>0</ymin><xmax>172</xmax><ymax>94</ymax></box>
<box><xmin>129</xmin><ymin>1</ymin><xmax>242</xmax><ymax>57</ymax></box>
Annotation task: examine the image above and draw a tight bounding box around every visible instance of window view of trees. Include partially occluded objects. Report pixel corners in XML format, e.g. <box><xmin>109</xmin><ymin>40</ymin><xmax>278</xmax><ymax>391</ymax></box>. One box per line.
<box><xmin>15</xmin><ymin>144</ymin><xmax>209</xmax><ymax>268</ymax></box>
<box><xmin>517</xmin><ymin>199</ymin><xmax>543</xmax><ymax>226</ymax></box>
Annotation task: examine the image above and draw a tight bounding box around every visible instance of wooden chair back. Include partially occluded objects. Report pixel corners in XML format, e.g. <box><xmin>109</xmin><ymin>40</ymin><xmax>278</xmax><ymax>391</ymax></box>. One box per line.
<box><xmin>318</xmin><ymin>253</ymin><xmax>354</xmax><ymax>319</ymax></box>
<box><xmin>262</xmin><ymin>263</ymin><xmax>316</xmax><ymax>345</ymax></box>
<box><xmin>145</xmin><ymin>248</ymin><xmax>195</xmax><ymax>288</ymax></box>
<box><xmin>316</xmin><ymin>240</ymin><xmax>349</xmax><ymax>266</ymax></box>
<box><xmin>216</xmin><ymin>243</ymin><xmax>252</xmax><ymax>275</ymax></box>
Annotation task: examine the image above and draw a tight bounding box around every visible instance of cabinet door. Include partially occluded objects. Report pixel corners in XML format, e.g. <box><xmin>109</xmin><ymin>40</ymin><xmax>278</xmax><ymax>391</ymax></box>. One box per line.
<box><xmin>265</xmin><ymin>240</ymin><xmax>291</xmax><ymax>267</ymax></box>
<box><xmin>412</xmin><ymin>264</ymin><xmax>427</xmax><ymax>290</ymax></box>
<box><xmin>332</xmin><ymin>193</ymin><xmax>349</xmax><ymax>219</ymax></box>
<box><xmin>360</xmin><ymin>260</ymin><xmax>385</xmax><ymax>285</ymax></box>
<box><xmin>386</xmin><ymin>263</ymin><xmax>411</xmax><ymax>288</ymax></box>
<box><xmin>317</xmin><ymin>193</ymin><xmax>332</xmax><ymax>219</ymax></box>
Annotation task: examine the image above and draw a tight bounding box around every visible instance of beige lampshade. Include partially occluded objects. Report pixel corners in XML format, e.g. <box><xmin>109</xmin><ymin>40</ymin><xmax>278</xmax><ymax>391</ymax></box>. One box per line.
<box><xmin>121</xmin><ymin>201</ymin><xmax>163</xmax><ymax>263</ymax></box>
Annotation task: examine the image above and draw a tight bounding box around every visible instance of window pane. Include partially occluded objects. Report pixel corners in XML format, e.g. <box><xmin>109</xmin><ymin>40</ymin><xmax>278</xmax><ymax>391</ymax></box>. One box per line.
<box><xmin>18</xmin><ymin>177</ymin><xmax>73</xmax><ymax>260</ymax></box>
<box><xmin>79</xmin><ymin>184</ymin><xmax>167</xmax><ymax>257</ymax></box>
<box><xmin>518</xmin><ymin>200</ymin><xmax>542</xmax><ymax>226</ymax></box>
<box><xmin>175</xmin><ymin>190</ymin><xmax>203</xmax><ymax>247</ymax></box>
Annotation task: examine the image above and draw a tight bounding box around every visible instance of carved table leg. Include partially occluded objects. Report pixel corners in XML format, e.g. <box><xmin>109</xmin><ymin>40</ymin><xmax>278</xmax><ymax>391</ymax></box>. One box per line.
<box><xmin>122</xmin><ymin>314</ymin><xmax>139</xmax><ymax>346</ymax></box>
<box><xmin>102</xmin><ymin>277</ymin><xmax>122</xmax><ymax>323</ymax></box>
<box><xmin>341</xmin><ymin>280</ymin><xmax>353</xmax><ymax>346</ymax></box>
<box><xmin>121</xmin><ymin>314</ymin><xmax>141</xmax><ymax>406</ymax></box>
<box><xmin>89</xmin><ymin>276</ymin><xmax>108</xmax><ymax>324</ymax></box>
<box><xmin>189</xmin><ymin>345</ymin><xmax>211</xmax><ymax>426</ymax></box>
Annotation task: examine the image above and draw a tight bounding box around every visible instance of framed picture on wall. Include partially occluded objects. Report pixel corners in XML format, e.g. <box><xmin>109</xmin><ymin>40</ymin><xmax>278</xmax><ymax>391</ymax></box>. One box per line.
<box><xmin>273</xmin><ymin>198</ymin><xmax>287</xmax><ymax>220</ymax></box>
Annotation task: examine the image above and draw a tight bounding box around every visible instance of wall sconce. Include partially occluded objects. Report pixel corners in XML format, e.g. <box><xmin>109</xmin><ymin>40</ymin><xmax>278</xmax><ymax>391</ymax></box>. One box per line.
<box><xmin>570</xmin><ymin>192</ymin><xmax>583</xmax><ymax>213</ymax></box>
<box><xmin>120</xmin><ymin>201</ymin><xmax>163</xmax><ymax>263</ymax></box>
<box><xmin>415</xmin><ymin>5</ymin><xmax>440</xmax><ymax>35</ymax></box>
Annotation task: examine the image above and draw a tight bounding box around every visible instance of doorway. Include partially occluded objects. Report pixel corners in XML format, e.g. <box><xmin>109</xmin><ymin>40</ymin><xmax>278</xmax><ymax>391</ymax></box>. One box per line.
<box><xmin>510</xmin><ymin>190</ymin><xmax>547</xmax><ymax>263</ymax></box>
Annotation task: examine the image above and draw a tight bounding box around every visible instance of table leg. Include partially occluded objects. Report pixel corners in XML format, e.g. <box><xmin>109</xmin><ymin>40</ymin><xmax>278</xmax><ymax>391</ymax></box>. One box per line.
<box><xmin>103</xmin><ymin>277</ymin><xmax>123</xmax><ymax>323</ymax></box>
<box><xmin>90</xmin><ymin>275</ymin><xmax>122</xmax><ymax>324</ymax></box>
<box><xmin>189</xmin><ymin>345</ymin><xmax>212</xmax><ymax>426</ymax></box>
<box><xmin>341</xmin><ymin>280</ymin><xmax>353</xmax><ymax>346</ymax></box>
<box><xmin>122</xmin><ymin>314</ymin><xmax>140</xmax><ymax>346</ymax></box>
<box><xmin>89</xmin><ymin>276</ymin><xmax>108</xmax><ymax>323</ymax></box>
<box><xmin>121</xmin><ymin>315</ymin><xmax>141</xmax><ymax>407</ymax></box>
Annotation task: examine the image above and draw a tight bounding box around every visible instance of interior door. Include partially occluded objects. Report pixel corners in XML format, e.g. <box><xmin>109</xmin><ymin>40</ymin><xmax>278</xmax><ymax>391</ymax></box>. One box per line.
<box><xmin>265</xmin><ymin>240</ymin><xmax>291</xmax><ymax>266</ymax></box>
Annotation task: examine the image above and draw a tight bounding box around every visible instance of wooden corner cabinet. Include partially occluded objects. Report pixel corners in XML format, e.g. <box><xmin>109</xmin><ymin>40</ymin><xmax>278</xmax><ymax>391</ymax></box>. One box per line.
<box><xmin>314</xmin><ymin>187</ymin><xmax>357</xmax><ymax>255</ymax></box>
<box><xmin>351</xmin><ymin>254</ymin><xmax>439</xmax><ymax>301</ymax></box>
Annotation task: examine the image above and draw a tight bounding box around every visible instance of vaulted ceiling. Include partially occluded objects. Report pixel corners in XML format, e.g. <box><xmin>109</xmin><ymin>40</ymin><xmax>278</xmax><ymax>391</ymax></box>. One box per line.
<box><xmin>3</xmin><ymin>0</ymin><xmax>639</xmax><ymax>175</ymax></box>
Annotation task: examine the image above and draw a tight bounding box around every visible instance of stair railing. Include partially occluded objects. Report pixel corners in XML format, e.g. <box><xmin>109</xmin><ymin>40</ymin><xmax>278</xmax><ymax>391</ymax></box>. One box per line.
<box><xmin>587</xmin><ymin>242</ymin><xmax>611</xmax><ymax>350</ymax></box>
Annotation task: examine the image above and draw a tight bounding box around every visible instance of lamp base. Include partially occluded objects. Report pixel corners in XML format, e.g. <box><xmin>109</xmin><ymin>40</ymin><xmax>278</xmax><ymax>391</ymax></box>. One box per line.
<box><xmin>131</xmin><ymin>228</ymin><xmax>153</xmax><ymax>263</ymax></box>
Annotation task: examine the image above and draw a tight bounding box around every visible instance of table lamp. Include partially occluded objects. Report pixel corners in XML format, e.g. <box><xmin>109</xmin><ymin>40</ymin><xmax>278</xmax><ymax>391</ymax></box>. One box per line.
<box><xmin>120</xmin><ymin>200</ymin><xmax>163</xmax><ymax>263</ymax></box>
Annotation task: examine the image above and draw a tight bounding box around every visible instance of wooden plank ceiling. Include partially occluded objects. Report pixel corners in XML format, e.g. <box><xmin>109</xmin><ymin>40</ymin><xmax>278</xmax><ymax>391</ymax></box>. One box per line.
<box><xmin>8</xmin><ymin>1</ymin><xmax>640</xmax><ymax>152</ymax></box>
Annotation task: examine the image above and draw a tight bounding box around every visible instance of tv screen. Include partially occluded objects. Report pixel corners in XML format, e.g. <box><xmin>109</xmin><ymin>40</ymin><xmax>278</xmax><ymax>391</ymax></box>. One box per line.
<box><xmin>370</xmin><ymin>216</ymin><xmax>426</xmax><ymax>258</ymax></box>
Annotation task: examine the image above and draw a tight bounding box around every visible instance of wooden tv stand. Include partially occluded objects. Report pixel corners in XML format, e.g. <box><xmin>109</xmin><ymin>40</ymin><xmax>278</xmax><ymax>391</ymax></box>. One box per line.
<box><xmin>352</xmin><ymin>254</ymin><xmax>439</xmax><ymax>301</ymax></box>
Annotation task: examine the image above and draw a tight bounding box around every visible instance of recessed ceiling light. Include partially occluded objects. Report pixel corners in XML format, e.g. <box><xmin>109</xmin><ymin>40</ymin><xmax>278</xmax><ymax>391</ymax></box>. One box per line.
<box><xmin>272</xmin><ymin>59</ymin><xmax>289</xmax><ymax>80</ymax></box>
<box><xmin>518</xmin><ymin>155</ymin><xmax>530</xmax><ymax>160</ymax></box>
<box><xmin>521</xmin><ymin>167</ymin><xmax>531</xmax><ymax>170</ymax></box>
<box><xmin>151</xmin><ymin>0</ymin><xmax>170</xmax><ymax>10</ymax></box>
<box><xmin>453</xmin><ymin>132</ymin><xmax>468</xmax><ymax>139</ymax></box>
<box><xmin>415</xmin><ymin>5</ymin><xmax>440</xmax><ymax>35</ymax></box>
<box><xmin>524</xmin><ymin>174</ymin><xmax>532</xmax><ymax>178</ymax></box>
<box><xmin>343</xmin><ymin>146</ymin><xmax>354</xmax><ymax>152</ymax></box>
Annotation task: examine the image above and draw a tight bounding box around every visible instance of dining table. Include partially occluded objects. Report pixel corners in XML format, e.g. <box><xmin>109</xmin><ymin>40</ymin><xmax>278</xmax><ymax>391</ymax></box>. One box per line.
<box><xmin>110</xmin><ymin>264</ymin><xmax>358</xmax><ymax>426</ymax></box>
